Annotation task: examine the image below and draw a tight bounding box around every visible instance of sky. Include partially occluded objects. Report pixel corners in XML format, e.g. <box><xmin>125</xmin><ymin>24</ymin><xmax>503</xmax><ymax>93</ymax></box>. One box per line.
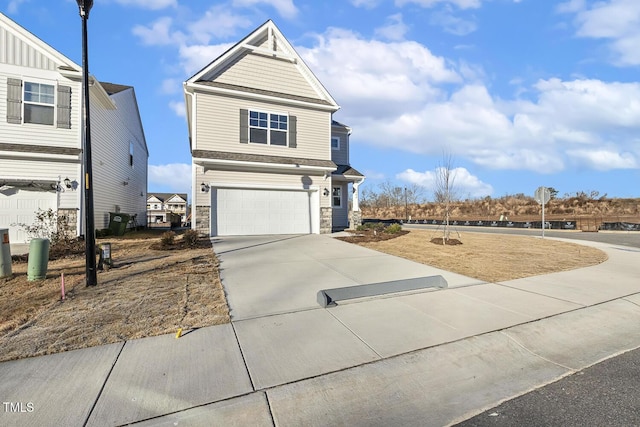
<box><xmin>4</xmin><ymin>0</ymin><xmax>640</xmax><ymax>201</ymax></box>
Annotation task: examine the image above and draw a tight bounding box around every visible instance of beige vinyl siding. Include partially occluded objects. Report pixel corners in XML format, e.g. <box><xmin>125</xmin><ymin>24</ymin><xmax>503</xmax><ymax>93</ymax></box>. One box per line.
<box><xmin>195</xmin><ymin>93</ymin><xmax>331</xmax><ymax>160</ymax></box>
<box><xmin>0</xmin><ymin>27</ymin><xmax>58</xmax><ymax>71</ymax></box>
<box><xmin>0</xmin><ymin>74</ymin><xmax>82</xmax><ymax>149</ymax></box>
<box><xmin>90</xmin><ymin>89</ymin><xmax>148</xmax><ymax>229</ymax></box>
<box><xmin>195</xmin><ymin>167</ymin><xmax>331</xmax><ymax>209</ymax></box>
<box><xmin>215</xmin><ymin>52</ymin><xmax>320</xmax><ymax>100</ymax></box>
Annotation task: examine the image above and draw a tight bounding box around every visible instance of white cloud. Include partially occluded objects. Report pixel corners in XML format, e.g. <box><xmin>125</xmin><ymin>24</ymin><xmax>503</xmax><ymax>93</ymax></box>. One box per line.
<box><xmin>187</xmin><ymin>6</ymin><xmax>253</xmax><ymax>43</ymax></box>
<box><xmin>395</xmin><ymin>0</ymin><xmax>482</xmax><ymax>10</ymax></box>
<box><xmin>113</xmin><ymin>0</ymin><xmax>177</xmax><ymax>9</ymax></box>
<box><xmin>232</xmin><ymin>0</ymin><xmax>298</xmax><ymax>19</ymax></box>
<box><xmin>132</xmin><ymin>17</ymin><xmax>185</xmax><ymax>46</ymax></box>
<box><xmin>564</xmin><ymin>0</ymin><xmax>640</xmax><ymax>66</ymax></box>
<box><xmin>429</xmin><ymin>6</ymin><xmax>478</xmax><ymax>35</ymax></box>
<box><xmin>397</xmin><ymin>167</ymin><xmax>493</xmax><ymax>198</ymax></box>
<box><xmin>375</xmin><ymin>14</ymin><xmax>409</xmax><ymax>41</ymax></box>
<box><xmin>149</xmin><ymin>164</ymin><xmax>191</xmax><ymax>192</ymax></box>
<box><xmin>7</xmin><ymin>0</ymin><xmax>28</xmax><ymax>14</ymax></box>
<box><xmin>298</xmin><ymin>27</ymin><xmax>460</xmax><ymax>119</ymax></box>
<box><xmin>168</xmin><ymin>100</ymin><xmax>186</xmax><ymax>117</ymax></box>
<box><xmin>351</xmin><ymin>0</ymin><xmax>381</xmax><ymax>8</ymax></box>
<box><xmin>567</xmin><ymin>149</ymin><xmax>638</xmax><ymax>170</ymax></box>
<box><xmin>179</xmin><ymin>43</ymin><xmax>233</xmax><ymax>77</ymax></box>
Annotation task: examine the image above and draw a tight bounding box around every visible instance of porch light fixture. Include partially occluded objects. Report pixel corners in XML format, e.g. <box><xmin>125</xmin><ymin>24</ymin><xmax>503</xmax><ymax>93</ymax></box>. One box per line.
<box><xmin>201</xmin><ymin>182</ymin><xmax>210</xmax><ymax>193</ymax></box>
<box><xmin>64</xmin><ymin>177</ymin><xmax>72</xmax><ymax>189</ymax></box>
<box><xmin>76</xmin><ymin>0</ymin><xmax>97</xmax><ymax>287</ymax></box>
<box><xmin>323</xmin><ymin>188</ymin><xmax>329</xmax><ymax>197</ymax></box>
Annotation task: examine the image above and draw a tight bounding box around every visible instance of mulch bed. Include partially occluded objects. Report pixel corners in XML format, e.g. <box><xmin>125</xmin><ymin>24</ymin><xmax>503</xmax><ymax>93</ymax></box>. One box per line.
<box><xmin>430</xmin><ymin>237</ymin><xmax>463</xmax><ymax>245</ymax></box>
<box><xmin>336</xmin><ymin>229</ymin><xmax>409</xmax><ymax>243</ymax></box>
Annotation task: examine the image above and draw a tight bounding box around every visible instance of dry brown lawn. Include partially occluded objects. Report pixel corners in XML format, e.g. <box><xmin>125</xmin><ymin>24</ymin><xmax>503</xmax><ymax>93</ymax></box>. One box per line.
<box><xmin>0</xmin><ymin>234</ymin><xmax>229</xmax><ymax>362</ymax></box>
<box><xmin>353</xmin><ymin>229</ymin><xmax>608</xmax><ymax>282</ymax></box>
<box><xmin>1</xmin><ymin>228</ymin><xmax>609</xmax><ymax>363</ymax></box>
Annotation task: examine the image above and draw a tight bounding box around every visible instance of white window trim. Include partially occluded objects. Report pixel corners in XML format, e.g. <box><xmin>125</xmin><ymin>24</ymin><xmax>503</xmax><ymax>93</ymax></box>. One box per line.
<box><xmin>332</xmin><ymin>186</ymin><xmax>342</xmax><ymax>208</ymax></box>
<box><xmin>23</xmin><ymin>79</ymin><xmax>56</xmax><ymax>126</ymax></box>
<box><xmin>248</xmin><ymin>109</ymin><xmax>289</xmax><ymax>147</ymax></box>
<box><xmin>331</xmin><ymin>136</ymin><xmax>340</xmax><ymax>151</ymax></box>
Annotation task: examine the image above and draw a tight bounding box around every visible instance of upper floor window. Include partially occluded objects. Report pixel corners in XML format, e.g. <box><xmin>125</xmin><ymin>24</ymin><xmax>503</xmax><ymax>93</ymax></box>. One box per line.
<box><xmin>24</xmin><ymin>82</ymin><xmax>55</xmax><ymax>125</ymax></box>
<box><xmin>6</xmin><ymin>78</ymin><xmax>71</xmax><ymax>128</ymax></box>
<box><xmin>249</xmin><ymin>110</ymin><xmax>288</xmax><ymax>146</ymax></box>
<box><xmin>331</xmin><ymin>136</ymin><xmax>340</xmax><ymax>150</ymax></box>
<box><xmin>129</xmin><ymin>142</ymin><xmax>134</xmax><ymax>167</ymax></box>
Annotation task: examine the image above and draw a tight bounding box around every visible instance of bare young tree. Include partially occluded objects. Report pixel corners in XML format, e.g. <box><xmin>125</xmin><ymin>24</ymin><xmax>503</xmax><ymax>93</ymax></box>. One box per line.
<box><xmin>433</xmin><ymin>151</ymin><xmax>459</xmax><ymax>243</ymax></box>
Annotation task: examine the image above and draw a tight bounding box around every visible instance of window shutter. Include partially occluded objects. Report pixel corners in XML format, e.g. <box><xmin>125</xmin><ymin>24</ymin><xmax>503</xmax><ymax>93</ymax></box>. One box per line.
<box><xmin>56</xmin><ymin>85</ymin><xmax>72</xmax><ymax>129</ymax></box>
<box><xmin>289</xmin><ymin>115</ymin><xmax>297</xmax><ymax>148</ymax></box>
<box><xmin>6</xmin><ymin>78</ymin><xmax>22</xmax><ymax>124</ymax></box>
<box><xmin>239</xmin><ymin>109</ymin><xmax>248</xmax><ymax>143</ymax></box>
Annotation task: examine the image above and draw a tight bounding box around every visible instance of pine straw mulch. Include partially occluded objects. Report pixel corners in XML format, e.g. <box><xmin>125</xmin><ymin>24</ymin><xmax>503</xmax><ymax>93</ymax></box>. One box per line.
<box><xmin>0</xmin><ymin>233</ymin><xmax>229</xmax><ymax>362</ymax></box>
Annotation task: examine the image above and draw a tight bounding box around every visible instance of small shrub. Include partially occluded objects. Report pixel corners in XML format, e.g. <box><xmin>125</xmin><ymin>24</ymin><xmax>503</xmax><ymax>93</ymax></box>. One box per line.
<box><xmin>160</xmin><ymin>231</ymin><xmax>176</xmax><ymax>247</ymax></box>
<box><xmin>182</xmin><ymin>229</ymin><xmax>200</xmax><ymax>248</ymax></box>
<box><xmin>357</xmin><ymin>222</ymin><xmax>386</xmax><ymax>232</ymax></box>
<box><xmin>95</xmin><ymin>228</ymin><xmax>113</xmax><ymax>238</ymax></box>
<box><xmin>384</xmin><ymin>223</ymin><xmax>403</xmax><ymax>234</ymax></box>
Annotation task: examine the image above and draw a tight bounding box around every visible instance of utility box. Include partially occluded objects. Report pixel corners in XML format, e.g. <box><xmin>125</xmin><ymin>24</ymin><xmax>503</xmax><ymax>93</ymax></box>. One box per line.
<box><xmin>27</xmin><ymin>238</ymin><xmax>50</xmax><ymax>281</ymax></box>
<box><xmin>0</xmin><ymin>228</ymin><xmax>12</xmax><ymax>278</ymax></box>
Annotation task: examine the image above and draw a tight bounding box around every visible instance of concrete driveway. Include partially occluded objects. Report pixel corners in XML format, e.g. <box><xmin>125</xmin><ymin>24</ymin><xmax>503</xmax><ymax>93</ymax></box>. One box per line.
<box><xmin>212</xmin><ymin>234</ymin><xmax>483</xmax><ymax>320</ymax></box>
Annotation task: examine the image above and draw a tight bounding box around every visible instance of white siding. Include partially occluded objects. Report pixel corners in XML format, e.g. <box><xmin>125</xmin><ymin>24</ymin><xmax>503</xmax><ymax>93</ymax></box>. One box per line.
<box><xmin>215</xmin><ymin>52</ymin><xmax>320</xmax><ymax>100</ymax></box>
<box><xmin>195</xmin><ymin>93</ymin><xmax>332</xmax><ymax>161</ymax></box>
<box><xmin>0</xmin><ymin>26</ymin><xmax>58</xmax><ymax>71</ymax></box>
<box><xmin>0</xmin><ymin>73</ymin><xmax>82</xmax><ymax>150</ymax></box>
<box><xmin>90</xmin><ymin>88</ymin><xmax>148</xmax><ymax>229</ymax></box>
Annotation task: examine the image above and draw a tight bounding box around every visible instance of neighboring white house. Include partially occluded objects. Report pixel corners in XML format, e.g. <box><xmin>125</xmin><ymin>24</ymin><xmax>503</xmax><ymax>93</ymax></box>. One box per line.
<box><xmin>0</xmin><ymin>12</ymin><xmax>149</xmax><ymax>243</ymax></box>
<box><xmin>147</xmin><ymin>193</ymin><xmax>189</xmax><ymax>225</ymax></box>
<box><xmin>184</xmin><ymin>20</ymin><xmax>364</xmax><ymax>236</ymax></box>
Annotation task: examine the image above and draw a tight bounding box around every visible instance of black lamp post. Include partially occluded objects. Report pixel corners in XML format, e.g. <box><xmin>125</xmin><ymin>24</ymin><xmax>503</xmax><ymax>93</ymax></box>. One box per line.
<box><xmin>76</xmin><ymin>0</ymin><xmax>97</xmax><ymax>286</ymax></box>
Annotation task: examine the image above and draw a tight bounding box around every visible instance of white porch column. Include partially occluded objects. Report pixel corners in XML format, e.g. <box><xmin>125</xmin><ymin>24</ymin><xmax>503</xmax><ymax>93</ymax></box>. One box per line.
<box><xmin>352</xmin><ymin>178</ymin><xmax>364</xmax><ymax>211</ymax></box>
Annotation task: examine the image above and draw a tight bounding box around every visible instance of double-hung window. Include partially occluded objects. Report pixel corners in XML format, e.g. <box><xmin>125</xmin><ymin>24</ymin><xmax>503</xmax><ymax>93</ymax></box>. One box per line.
<box><xmin>24</xmin><ymin>82</ymin><xmax>55</xmax><ymax>125</ymax></box>
<box><xmin>332</xmin><ymin>187</ymin><xmax>342</xmax><ymax>208</ymax></box>
<box><xmin>249</xmin><ymin>110</ymin><xmax>288</xmax><ymax>146</ymax></box>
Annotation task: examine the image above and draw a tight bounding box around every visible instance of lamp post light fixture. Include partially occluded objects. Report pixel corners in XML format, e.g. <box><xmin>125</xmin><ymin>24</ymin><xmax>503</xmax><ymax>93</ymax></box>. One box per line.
<box><xmin>76</xmin><ymin>0</ymin><xmax>97</xmax><ymax>287</ymax></box>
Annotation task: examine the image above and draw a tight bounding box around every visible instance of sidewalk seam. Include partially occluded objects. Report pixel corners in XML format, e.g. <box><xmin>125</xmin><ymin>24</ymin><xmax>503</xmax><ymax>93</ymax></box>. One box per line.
<box><xmin>231</xmin><ymin>321</ymin><xmax>256</xmax><ymax>392</ymax></box>
<box><xmin>325</xmin><ymin>309</ymin><xmax>383</xmax><ymax>359</ymax></box>
<box><xmin>82</xmin><ymin>341</ymin><xmax>127</xmax><ymax>427</ymax></box>
<box><xmin>499</xmin><ymin>330</ymin><xmax>576</xmax><ymax>372</ymax></box>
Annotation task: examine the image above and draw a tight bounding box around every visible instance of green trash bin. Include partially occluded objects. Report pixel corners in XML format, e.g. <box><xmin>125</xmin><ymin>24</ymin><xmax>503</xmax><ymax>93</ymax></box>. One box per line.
<box><xmin>108</xmin><ymin>212</ymin><xmax>131</xmax><ymax>236</ymax></box>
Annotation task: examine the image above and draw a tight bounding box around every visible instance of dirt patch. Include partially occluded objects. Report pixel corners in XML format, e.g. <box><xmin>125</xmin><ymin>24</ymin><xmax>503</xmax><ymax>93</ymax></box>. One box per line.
<box><xmin>0</xmin><ymin>233</ymin><xmax>229</xmax><ymax>362</ymax></box>
<box><xmin>430</xmin><ymin>237</ymin><xmax>463</xmax><ymax>245</ymax></box>
<box><xmin>337</xmin><ymin>229</ymin><xmax>409</xmax><ymax>243</ymax></box>
<box><xmin>355</xmin><ymin>229</ymin><xmax>608</xmax><ymax>283</ymax></box>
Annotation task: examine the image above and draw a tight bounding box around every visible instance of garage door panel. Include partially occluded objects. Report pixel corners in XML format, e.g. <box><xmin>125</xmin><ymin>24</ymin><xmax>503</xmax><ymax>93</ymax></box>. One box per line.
<box><xmin>0</xmin><ymin>190</ymin><xmax>57</xmax><ymax>243</ymax></box>
<box><xmin>215</xmin><ymin>188</ymin><xmax>311</xmax><ymax>236</ymax></box>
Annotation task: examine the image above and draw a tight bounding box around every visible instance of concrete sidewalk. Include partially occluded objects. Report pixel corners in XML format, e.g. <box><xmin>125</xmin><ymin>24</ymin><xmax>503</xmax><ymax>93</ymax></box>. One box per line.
<box><xmin>2</xmin><ymin>235</ymin><xmax>640</xmax><ymax>426</ymax></box>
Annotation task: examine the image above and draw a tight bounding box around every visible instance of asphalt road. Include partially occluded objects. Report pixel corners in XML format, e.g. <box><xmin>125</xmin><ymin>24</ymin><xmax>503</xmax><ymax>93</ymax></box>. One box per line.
<box><xmin>404</xmin><ymin>223</ymin><xmax>640</xmax><ymax>249</ymax></box>
<box><xmin>402</xmin><ymin>223</ymin><xmax>640</xmax><ymax>426</ymax></box>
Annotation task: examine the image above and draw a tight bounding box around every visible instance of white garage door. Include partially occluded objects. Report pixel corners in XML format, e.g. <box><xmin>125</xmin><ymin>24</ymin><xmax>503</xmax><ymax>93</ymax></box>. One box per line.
<box><xmin>215</xmin><ymin>188</ymin><xmax>312</xmax><ymax>236</ymax></box>
<box><xmin>0</xmin><ymin>190</ymin><xmax>58</xmax><ymax>243</ymax></box>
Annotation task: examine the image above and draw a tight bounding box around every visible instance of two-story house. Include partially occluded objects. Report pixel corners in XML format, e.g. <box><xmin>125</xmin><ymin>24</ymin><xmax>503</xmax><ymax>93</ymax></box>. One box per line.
<box><xmin>0</xmin><ymin>13</ymin><xmax>149</xmax><ymax>244</ymax></box>
<box><xmin>184</xmin><ymin>20</ymin><xmax>364</xmax><ymax>236</ymax></box>
<box><xmin>147</xmin><ymin>193</ymin><xmax>188</xmax><ymax>225</ymax></box>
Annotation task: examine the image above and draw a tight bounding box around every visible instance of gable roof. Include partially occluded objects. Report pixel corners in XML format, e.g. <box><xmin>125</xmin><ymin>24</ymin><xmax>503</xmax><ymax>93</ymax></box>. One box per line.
<box><xmin>100</xmin><ymin>82</ymin><xmax>132</xmax><ymax>95</ymax></box>
<box><xmin>148</xmin><ymin>193</ymin><xmax>188</xmax><ymax>203</ymax></box>
<box><xmin>0</xmin><ymin>12</ymin><xmax>81</xmax><ymax>77</ymax></box>
<box><xmin>184</xmin><ymin>20</ymin><xmax>339</xmax><ymax>113</ymax></box>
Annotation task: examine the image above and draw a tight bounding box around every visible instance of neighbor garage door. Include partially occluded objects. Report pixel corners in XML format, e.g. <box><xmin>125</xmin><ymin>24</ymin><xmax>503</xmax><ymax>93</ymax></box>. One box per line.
<box><xmin>0</xmin><ymin>190</ymin><xmax>57</xmax><ymax>243</ymax></box>
<box><xmin>214</xmin><ymin>188</ymin><xmax>311</xmax><ymax>235</ymax></box>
